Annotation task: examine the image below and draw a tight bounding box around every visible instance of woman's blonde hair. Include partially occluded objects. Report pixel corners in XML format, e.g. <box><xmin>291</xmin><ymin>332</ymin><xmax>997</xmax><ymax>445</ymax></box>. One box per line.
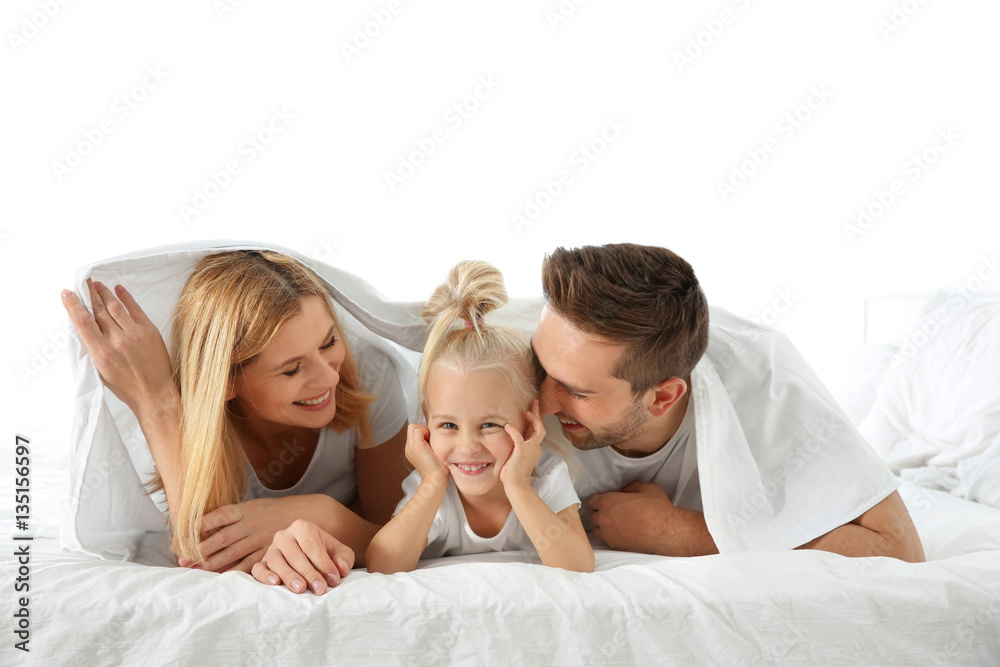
<box><xmin>153</xmin><ymin>250</ymin><xmax>375</xmax><ymax>561</ymax></box>
<box><xmin>419</xmin><ymin>260</ymin><xmax>577</xmax><ymax>473</ymax></box>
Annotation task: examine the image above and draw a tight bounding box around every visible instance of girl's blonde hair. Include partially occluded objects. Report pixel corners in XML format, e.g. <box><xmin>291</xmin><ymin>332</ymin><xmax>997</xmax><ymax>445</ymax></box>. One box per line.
<box><xmin>419</xmin><ymin>260</ymin><xmax>577</xmax><ymax>473</ymax></box>
<box><xmin>154</xmin><ymin>250</ymin><xmax>375</xmax><ymax>561</ymax></box>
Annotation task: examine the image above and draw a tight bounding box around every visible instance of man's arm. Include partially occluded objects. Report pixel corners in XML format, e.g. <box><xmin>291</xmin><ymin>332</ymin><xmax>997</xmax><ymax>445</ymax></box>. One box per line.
<box><xmin>589</xmin><ymin>484</ymin><xmax>924</xmax><ymax>562</ymax></box>
<box><xmin>795</xmin><ymin>490</ymin><xmax>925</xmax><ymax>562</ymax></box>
<box><xmin>587</xmin><ymin>482</ymin><xmax>718</xmax><ymax>557</ymax></box>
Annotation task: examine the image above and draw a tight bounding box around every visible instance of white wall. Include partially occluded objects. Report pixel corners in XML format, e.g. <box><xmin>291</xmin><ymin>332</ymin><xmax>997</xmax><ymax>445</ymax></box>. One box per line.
<box><xmin>3</xmin><ymin>0</ymin><xmax>998</xmax><ymax>443</ymax></box>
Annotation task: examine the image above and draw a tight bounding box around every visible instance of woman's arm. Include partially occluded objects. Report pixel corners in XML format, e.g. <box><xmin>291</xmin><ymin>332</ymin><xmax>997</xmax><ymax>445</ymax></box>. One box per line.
<box><xmin>61</xmin><ymin>281</ymin><xmax>184</xmax><ymax>527</ymax></box>
<box><xmin>355</xmin><ymin>423</ymin><xmax>410</xmax><ymax>524</ymax></box>
<box><xmin>185</xmin><ymin>493</ymin><xmax>380</xmax><ymax>572</ymax></box>
<box><xmin>366</xmin><ymin>424</ymin><xmax>449</xmax><ymax>574</ymax></box>
<box><xmin>192</xmin><ymin>423</ymin><xmax>411</xmax><ymax>573</ymax></box>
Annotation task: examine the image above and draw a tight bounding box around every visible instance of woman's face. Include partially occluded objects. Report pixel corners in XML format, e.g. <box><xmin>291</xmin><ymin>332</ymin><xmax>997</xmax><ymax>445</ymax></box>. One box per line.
<box><xmin>229</xmin><ymin>296</ymin><xmax>345</xmax><ymax>429</ymax></box>
<box><xmin>425</xmin><ymin>366</ymin><xmax>527</xmax><ymax>498</ymax></box>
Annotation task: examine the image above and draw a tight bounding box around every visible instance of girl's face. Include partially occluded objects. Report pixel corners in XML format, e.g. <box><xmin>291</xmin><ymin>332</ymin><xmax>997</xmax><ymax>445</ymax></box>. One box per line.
<box><xmin>230</xmin><ymin>296</ymin><xmax>345</xmax><ymax>429</ymax></box>
<box><xmin>425</xmin><ymin>366</ymin><xmax>527</xmax><ymax>498</ymax></box>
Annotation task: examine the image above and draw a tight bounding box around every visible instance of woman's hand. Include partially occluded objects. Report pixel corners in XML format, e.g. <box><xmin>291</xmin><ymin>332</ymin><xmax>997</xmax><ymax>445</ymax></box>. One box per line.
<box><xmin>60</xmin><ymin>279</ymin><xmax>175</xmax><ymax>418</ymax></box>
<box><xmin>180</xmin><ymin>496</ymin><xmax>316</xmax><ymax>573</ymax></box>
<box><xmin>251</xmin><ymin>520</ymin><xmax>355</xmax><ymax>595</ymax></box>
<box><xmin>404</xmin><ymin>424</ymin><xmax>449</xmax><ymax>485</ymax></box>
<box><xmin>62</xmin><ymin>279</ymin><xmax>184</xmax><ymax>514</ymax></box>
<box><xmin>500</xmin><ymin>400</ymin><xmax>544</xmax><ymax>490</ymax></box>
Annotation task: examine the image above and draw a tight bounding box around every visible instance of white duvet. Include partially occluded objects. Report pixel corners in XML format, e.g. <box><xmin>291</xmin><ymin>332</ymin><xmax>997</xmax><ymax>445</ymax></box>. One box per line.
<box><xmin>3</xmin><ymin>478</ymin><xmax>999</xmax><ymax>666</ymax></box>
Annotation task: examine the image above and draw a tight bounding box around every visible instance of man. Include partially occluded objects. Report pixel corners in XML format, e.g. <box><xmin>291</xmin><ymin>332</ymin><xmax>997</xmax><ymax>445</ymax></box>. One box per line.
<box><xmin>531</xmin><ymin>243</ymin><xmax>924</xmax><ymax>561</ymax></box>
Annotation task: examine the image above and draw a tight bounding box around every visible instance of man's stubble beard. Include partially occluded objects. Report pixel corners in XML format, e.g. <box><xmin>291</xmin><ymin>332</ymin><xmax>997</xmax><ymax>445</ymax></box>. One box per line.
<box><xmin>564</xmin><ymin>397</ymin><xmax>650</xmax><ymax>452</ymax></box>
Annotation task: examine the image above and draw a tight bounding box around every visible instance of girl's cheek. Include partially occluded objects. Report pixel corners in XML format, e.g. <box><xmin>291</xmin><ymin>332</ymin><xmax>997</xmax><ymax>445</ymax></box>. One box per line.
<box><xmin>428</xmin><ymin>437</ymin><xmax>448</xmax><ymax>460</ymax></box>
<box><xmin>492</xmin><ymin>434</ymin><xmax>515</xmax><ymax>460</ymax></box>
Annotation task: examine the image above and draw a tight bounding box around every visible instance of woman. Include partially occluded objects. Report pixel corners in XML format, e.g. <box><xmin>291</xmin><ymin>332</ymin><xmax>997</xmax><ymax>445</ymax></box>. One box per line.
<box><xmin>61</xmin><ymin>250</ymin><xmax>409</xmax><ymax>591</ymax></box>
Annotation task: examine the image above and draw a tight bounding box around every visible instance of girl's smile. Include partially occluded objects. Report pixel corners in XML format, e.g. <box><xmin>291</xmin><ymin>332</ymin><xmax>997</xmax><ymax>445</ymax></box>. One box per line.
<box><xmin>424</xmin><ymin>366</ymin><xmax>527</xmax><ymax>499</ymax></box>
<box><xmin>452</xmin><ymin>462</ymin><xmax>491</xmax><ymax>474</ymax></box>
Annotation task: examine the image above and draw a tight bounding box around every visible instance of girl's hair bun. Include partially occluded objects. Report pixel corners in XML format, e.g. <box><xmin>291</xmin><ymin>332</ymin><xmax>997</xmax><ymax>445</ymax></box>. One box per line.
<box><xmin>422</xmin><ymin>260</ymin><xmax>508</xmax><ymax>328</ymax></box>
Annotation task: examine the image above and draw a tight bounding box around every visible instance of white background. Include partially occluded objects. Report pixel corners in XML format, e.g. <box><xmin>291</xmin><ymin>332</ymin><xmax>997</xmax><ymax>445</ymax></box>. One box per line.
<box><xmin>2</xmin><ymin>0</ymin><xmax>998</xmax><ymax>447</ymax></box>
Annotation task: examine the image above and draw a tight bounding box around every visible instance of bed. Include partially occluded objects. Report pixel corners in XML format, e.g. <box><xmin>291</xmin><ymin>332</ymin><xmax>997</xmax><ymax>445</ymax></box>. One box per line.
<box><xmin>3</xmin><ymin>245</ymin><xmax>999</xmax><ymax>666</ymax></box>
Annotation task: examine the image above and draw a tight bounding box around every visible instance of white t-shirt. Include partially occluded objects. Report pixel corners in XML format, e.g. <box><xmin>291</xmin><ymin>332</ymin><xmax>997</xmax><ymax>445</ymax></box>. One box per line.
<box><xmin>245</xmin><ymin>340</ymin><xmax>408</xmax><ymax>504</ymax></box>
<box><xmin>394</xmin><ymin>449</ymin><xmax>581</xmax><ymax>558</ymax></box>
<box><xmin>569</xmin><ymin>400</ymin><xmax>701</xmax><ymax>532</ymax></box>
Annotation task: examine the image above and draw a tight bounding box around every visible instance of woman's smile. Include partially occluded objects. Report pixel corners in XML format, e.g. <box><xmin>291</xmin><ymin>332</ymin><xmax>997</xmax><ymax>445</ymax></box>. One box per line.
<box><xmin>293</xmin><ymin>388</ymin><xmax>333</xmax><ymax>410</ymax></box>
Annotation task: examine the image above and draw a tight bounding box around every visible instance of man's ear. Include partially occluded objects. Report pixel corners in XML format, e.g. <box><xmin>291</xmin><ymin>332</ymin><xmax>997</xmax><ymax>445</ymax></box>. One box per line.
<box><xmin>647</xmin><ymin>377</ymin><xmax>687</xmax><ymax>418</ymax></box>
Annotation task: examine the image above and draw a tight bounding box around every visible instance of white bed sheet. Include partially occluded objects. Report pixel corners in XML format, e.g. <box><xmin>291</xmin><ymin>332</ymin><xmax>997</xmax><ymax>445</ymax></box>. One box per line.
<box><xmin>2</xmin><ymin>438</ymin><xmax>999</xmax><ymax>666</ymax></box>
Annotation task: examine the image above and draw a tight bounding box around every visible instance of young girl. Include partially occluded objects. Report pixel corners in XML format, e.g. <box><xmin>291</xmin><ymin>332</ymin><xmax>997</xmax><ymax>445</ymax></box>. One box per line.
<box><xmin>365</xmin><ymin>260</ymin><xmax>594</xmax><ymax>574</ymax></box>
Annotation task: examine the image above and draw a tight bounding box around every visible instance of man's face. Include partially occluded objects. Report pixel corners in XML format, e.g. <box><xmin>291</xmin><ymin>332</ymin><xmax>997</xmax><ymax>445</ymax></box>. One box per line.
<box><xmin>532</xmin><ymin>305</ymin><xmax>650</xmax><ymax>451</ymax></box>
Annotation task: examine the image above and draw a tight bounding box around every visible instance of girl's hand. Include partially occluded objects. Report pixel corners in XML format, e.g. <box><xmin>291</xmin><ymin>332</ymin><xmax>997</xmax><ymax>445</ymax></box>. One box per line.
<box><xmin>404</xmin><ymin>424</ymin><xmax>449</xmax><ymax>484</ymax></box>
<box><xmin>251</xmin><ymin>520</ymin><xmax>355</xmax><ymax>595</ymax></box>
<box><xmin>500</xmin><ymin>400</ymin><xmax>544</xmax><ymax>489</ymax></box>
<box><xmin>60</xmin><ymin>279</ymin><xmax>175</xmax><ymax>418</ymax></box>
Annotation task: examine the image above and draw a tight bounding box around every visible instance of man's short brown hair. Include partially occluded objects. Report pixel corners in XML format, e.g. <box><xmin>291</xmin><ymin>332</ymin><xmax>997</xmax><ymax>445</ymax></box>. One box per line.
<box><xmin>541</xmin><ymin>243</ymin><xmax>710</xmax><ymax>395</ymax></box>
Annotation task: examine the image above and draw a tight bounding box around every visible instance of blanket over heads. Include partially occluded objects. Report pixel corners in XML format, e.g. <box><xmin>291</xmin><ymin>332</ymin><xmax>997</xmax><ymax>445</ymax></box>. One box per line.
<box><xmin>62</xmin><ymin>240</ymin><xmax>897</xmax><ymax>559</ymax></box>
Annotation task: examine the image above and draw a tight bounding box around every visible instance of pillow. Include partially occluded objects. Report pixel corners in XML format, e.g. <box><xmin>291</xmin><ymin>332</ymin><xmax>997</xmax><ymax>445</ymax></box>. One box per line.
<box><xmin>831</xmin><ymin>343</ymin><xmax>897</xmax><ymax>426</ymax></box>
<box><xmin>953</xmin><ymin>433</ymin><xmax>1000</xmax><ymax>508</ymax></box>
<box><xmin>62</xmin><ymin>240</ymin><xmax>428</xmax><ymax>560</ymax></box>
<box><xmin>859</xmin><ymin>290</ymin><xmax>1000</xmax><ymax>475</ymax></box>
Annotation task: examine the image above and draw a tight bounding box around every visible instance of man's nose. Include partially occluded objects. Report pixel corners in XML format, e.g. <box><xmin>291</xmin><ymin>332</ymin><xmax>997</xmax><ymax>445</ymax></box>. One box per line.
<box><xmin>538</xmin><ymin>377</ymin><xmax>562</xmax><ymax>416</ymax></box>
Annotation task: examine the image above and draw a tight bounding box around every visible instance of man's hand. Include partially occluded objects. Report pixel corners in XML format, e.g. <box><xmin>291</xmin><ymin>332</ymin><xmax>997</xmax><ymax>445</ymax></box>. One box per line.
<box><xmin>588</xmin><ymin>482</ymin><xmax>718</xmax><ymax>557</ymax></box>
<box><xmin>588</xmin><ymin>482</ymin><xmax>674</xmax><ymax>552</ymax></box>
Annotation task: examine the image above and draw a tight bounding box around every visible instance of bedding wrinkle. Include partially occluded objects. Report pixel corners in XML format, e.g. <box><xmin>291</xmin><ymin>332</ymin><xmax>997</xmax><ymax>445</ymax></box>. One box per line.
<box><xmin>6</xmin><ymin>529</ymin><xmax>1000</xmax><ymax>664</ymax></box>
